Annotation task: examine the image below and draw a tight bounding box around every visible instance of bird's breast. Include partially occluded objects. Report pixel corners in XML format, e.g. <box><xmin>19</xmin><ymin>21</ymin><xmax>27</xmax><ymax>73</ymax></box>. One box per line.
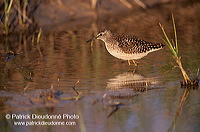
<box><xmin>105</xmin><ymin>42</ymin><xmax>148</xmax><ymax>60</ymax></box>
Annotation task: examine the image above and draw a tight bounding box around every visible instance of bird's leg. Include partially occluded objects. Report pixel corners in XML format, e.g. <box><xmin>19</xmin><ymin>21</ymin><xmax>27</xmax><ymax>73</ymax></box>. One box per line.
<box><xmin>132</xmin><ymin>60</ymin><xmax>138</xmax><ymax>66</ymax></box>
<box><xmin>128</xmin><ymin>60</ymin><xmax>131</xmax><ymax>65</ymax></box>
<box><xmin>127</xmin><ymin>60</ymin><xmax>137</xmax><ymax>66</ymax></box>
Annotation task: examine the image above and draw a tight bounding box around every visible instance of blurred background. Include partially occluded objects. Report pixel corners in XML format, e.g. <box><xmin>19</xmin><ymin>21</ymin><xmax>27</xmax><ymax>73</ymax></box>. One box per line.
<box><xmin>0</xmin><ymin>0</ymin><xmax>200</xmax><ymax>132</ymax></box>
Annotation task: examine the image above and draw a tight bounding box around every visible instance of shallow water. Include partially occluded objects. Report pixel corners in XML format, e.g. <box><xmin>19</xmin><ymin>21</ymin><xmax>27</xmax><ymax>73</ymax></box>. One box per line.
<box><xmin>0</xmin><ymin>3</ymin><xmax>200</xmax><ymax>132</ymax></box>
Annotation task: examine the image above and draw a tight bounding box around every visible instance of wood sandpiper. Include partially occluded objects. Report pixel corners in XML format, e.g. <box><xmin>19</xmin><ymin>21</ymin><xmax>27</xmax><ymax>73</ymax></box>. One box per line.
<box><xmin>87</xmin><ymin>30</ymin><xmax>165</xmax><ymax>66</ymax></box>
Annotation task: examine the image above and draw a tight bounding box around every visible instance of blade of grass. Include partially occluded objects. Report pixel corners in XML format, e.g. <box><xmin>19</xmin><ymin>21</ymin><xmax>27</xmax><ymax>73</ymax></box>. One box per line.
<box><xmin>36</xmin><ymin>28</ymin><xmax>43</xmax><ymax>57</ymax></box>
<box><xmin>4</xmin><ymin>0</ymin><xmax>14</xmax><ymax>35</ymax></box>
<box><xmin>159</xmin><ymin>23</ymin><xmax>178</xmax><ymax>57</ymax></box>
<box><xmin>158</xmin><ymin>35</ymin><xmax>170</xmax><ymax>46</ymax></box>
<box><xmin>37</xmin><ymin>28</ymin><xmax>42</xmax><ymax>44</ymax></box>
<box><xmin>159</xmin><ymin>14</ymin><xmax>192</xmax><ymax>85</ymax></box>
<box><xmin>23</xmin><ymin>0</ymin><xmax>28</xmax><ymax>24</ymax></box>
<box><xmin>7</xmin><ymin>0</ymin><xmax>13</xmax><ymax>13</ymax></box>
<box><xmin>172</xmin><ymin>13</ymin><xmax>178</xmax><ymax>54</ymax></box>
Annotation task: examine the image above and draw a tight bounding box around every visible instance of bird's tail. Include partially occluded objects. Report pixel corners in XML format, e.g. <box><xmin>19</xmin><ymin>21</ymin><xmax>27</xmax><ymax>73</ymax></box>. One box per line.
<box><xmin>146</xmin><ymin>42</ymin><xmax>165</xmax><ymax>52</ymax></box>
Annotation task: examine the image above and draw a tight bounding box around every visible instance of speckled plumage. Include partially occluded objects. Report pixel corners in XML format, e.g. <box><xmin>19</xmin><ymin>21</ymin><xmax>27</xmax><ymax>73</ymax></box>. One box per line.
<box><xmin>87</xmin><ymin>30</ymin><xmax>165</xmax><ymax>66</ymax></box>
<box><xmin>114</xmin><ymin>34</ymin><xmax>164</xmax><ymax>54</ymax></box>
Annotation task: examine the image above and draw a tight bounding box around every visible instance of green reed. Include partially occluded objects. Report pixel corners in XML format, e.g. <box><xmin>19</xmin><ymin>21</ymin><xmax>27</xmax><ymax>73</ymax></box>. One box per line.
<box><xmin>159</xmin><ymin>14</ymin><xmax>192</xmax><ymax>85</ymax></box>
<box><xmin>4</xmin><ymin>0</ymin><xmax>13</xmax><ymax>35</ymax></box>
<box><xmin>3</xmin><ymin>0</ymin><xmax>32</xmax><ymax>35</ymax></box>
<box><xmin>37</xmin><ymin>28</ymin><xmax>42</xmax><ymax>44</ymax></box>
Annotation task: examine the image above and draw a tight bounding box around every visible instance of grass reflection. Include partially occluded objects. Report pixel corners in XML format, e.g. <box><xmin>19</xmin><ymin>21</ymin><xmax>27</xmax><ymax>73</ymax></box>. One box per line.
<box><xmin>168</xmin><ymin>88</ymin><xmax>193</xmax><ymax>132</ymax></box>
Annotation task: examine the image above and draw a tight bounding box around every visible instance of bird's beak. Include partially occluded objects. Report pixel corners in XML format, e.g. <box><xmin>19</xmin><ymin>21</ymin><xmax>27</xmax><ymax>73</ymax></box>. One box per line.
<box><xmin>86</xmin><ymin>36</ymin><xmax>98</xmax><ymax>44</ymax></box>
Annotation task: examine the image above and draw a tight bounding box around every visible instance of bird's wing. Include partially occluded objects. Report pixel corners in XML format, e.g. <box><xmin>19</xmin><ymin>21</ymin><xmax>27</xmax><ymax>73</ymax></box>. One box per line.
<box><xmin>115</xmin><ymin>34</ymin><xmax>164</xmax><ymax>54</ymax></box>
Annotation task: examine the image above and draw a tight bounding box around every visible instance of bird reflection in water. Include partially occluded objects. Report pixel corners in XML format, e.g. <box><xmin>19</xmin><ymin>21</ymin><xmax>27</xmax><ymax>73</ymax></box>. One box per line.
<box><xmin>105</xmin><ymin>72</ymin><xmax>162</xmax><ymax>118</ymax></box>
<box><xmin>106</xmin><ymin>72</ymin><xmax>161</xmax><ymax>92</ymax></box>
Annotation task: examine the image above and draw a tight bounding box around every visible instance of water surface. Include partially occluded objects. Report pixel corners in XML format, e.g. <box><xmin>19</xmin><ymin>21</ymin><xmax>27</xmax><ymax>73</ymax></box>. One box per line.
<box><xmin>0</xmin><ymin>3</ymin><xmax>200</xmax><ymax>132</ymax></box>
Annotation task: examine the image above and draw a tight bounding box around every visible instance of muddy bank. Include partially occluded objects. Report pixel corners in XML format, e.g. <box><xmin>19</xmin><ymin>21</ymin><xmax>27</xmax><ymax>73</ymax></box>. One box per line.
<box><xmin>33</xmin><ymin>0</ymin><xmax>186</xmax><ymax>31</ymax></box>
<box><xmin>0</xmin><ymin>0</ymin><xmax>196</xmax><ymax>34</ymax></box>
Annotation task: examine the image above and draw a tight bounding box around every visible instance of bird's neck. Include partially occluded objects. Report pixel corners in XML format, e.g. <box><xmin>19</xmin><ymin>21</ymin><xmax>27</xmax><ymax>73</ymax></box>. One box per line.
<box><xmin>101</xmin><ymin>35</ymin><xmax>116</xmax><ymax>46</ymax></box>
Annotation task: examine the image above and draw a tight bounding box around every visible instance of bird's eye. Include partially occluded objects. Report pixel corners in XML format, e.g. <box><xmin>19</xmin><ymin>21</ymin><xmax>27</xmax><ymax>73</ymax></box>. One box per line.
<box><xmin>99</xmin><ymin>33</ymin><xmax>103</xmax><ymax>36</ymax></box>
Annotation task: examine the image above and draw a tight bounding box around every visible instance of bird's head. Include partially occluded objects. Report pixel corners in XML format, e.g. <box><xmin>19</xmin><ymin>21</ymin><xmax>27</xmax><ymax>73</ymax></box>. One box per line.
<box><xmin>86</xmin><ymin>30</ymin><xmax>112</xmax><ymax>43</ymax></box>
